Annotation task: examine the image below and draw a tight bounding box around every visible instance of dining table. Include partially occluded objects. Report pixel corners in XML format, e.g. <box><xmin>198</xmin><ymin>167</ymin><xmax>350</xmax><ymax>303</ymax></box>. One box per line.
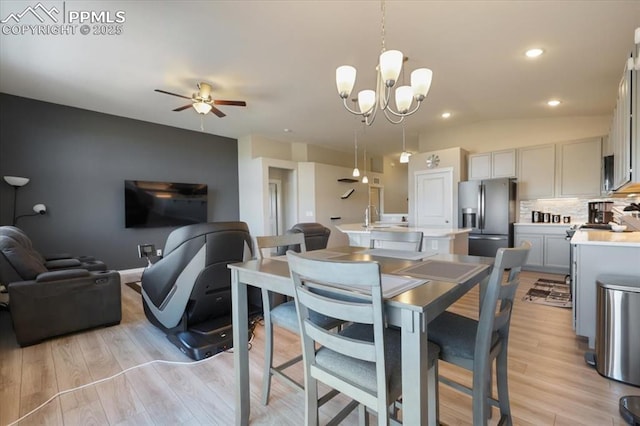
<box><xmin>229</xmin><ymin>245</ymin><xmax>494</xmax><ymax>425</ymax></box>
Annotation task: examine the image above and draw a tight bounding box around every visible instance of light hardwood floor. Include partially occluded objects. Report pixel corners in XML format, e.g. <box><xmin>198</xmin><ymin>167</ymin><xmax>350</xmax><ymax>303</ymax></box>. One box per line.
<box><xmin>1</xmin><ymin>271</ymin><xmax>637</xmax><ymax>425</ymax></box>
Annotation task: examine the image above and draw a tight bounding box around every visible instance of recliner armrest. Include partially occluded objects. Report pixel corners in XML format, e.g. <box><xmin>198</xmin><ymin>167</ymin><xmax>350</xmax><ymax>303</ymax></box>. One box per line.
<box><xmin>43</xmin><ymin>252</ymin><xmax>72</xmax><ymax>261</ymax></box>
<box><xmin>45</xmin><ymin>258</ymin><xmax>82</xmax><ymax>269</ymax></box>
<box><xmin>35</xmin><ymin>268</ymin><xmax>91</xmax><ymax>282</ymax></box>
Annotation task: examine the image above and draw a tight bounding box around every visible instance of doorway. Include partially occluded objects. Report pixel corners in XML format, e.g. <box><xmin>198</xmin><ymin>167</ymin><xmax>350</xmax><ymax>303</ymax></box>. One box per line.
<box><xmin>268</xmin><ymin>179</ymin><xmax>283</xmax><ymax>235</ymax></box>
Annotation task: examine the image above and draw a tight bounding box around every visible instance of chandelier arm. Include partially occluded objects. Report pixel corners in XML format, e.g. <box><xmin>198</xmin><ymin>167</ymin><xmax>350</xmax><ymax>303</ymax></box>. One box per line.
<box><xmin>342</xmin><ymin>98</ymin><xmax>366</xmax><ymax>115</ymax></box>
<box><xmin>382</xmin><ymin>108</ymin><xmax>405</xmax><ymax>124</ymax></box>
<box><xmin>384</xmin><ymin>99</ymin><xmax>423</xmax><ymax>118</ymax></box>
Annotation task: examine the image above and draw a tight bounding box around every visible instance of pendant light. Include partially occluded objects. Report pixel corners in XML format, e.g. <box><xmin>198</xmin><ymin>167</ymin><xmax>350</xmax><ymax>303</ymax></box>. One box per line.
<box><xmin>362</xmin><ymin>146</ymin><xmax>369</xmax><ymax>184</ymax></box>
<box><xmin>352</xmin><ymin>128</ymin><xmax>360</xmax><ymax>177</ymax></box>
<box><xmin>399</xmin><ymin>124</ymin><xmax>412</xmax><ymax>163</ymax></box>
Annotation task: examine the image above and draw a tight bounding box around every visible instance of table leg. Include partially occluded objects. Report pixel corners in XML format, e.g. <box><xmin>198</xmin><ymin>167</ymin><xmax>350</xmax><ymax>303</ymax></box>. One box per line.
<box><xmin>401</xmin><ymin>308</ymin><xmax>430</xmax><ymax>425</ymax></box>
<box><xmin>232</xmin><ymin>269</ymin><xmax>249</xmax><ymax>426</ymax></box>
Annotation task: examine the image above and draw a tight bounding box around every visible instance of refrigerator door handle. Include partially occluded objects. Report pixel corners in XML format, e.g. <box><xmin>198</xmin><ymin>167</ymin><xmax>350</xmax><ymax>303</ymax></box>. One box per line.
<box><xmin>478</xmin><ymin>184</ymin><xmax>485</xmax><ymax>230</ymax></box>
<box><xmin>468</xmin><ymin>235</ymin><xmax>506</xmax><ymax>241</ymax></box>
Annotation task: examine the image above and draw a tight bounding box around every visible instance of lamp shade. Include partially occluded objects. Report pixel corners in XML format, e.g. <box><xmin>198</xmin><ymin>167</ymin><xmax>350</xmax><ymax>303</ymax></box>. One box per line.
<box><xmin>336</xmin><ymin>66</ymin><xmax>357</xmax><ymax>98</ymax></box>
<box><xmin>3</xmin><ymin>176</ymin><xmax>29</xmax><ymax>187</ymax></box>
<box><xmin>362</xmin><ymin>175</ymin><xmax>369</xmax><ymax>184</ymax></box>
<box><xmin>352</xmin><ymin>167</ymin><xmax>360</xmax><ymax>177</ymax></box>
<box><xmin>395</xmin><ymin>85</ymin><xmax>414</xmax><ymax>113</ymax></box>
<box><xmin>379</xmin><ymin>50</ymin><xmax>403</xmax><ymax>85</ymax></box>
<box><xmin>193</xmin><ymin>102</ymin><xmax>213</xmax><ymax>114</ymax></box>
<box><xmin>400</xmin><ymin>151</ymin><xmax>412</xmax><ymax>163</ymax></box>
<box><xmin>358</xmin><ymin>90</ymin><xmax>376</xmax><ymax>115</ymax></box>
<box><xmin>411</xmin><ymin>68</ymin><xmax>433</xmax><ymax>100</ymax></box>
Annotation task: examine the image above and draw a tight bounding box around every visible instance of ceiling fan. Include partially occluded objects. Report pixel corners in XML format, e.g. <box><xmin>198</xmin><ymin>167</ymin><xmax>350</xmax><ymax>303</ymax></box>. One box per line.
<box><xmin>154</xmin><ymin>82</ymin><xmax>246</xmax><ymax>117</ymax></box>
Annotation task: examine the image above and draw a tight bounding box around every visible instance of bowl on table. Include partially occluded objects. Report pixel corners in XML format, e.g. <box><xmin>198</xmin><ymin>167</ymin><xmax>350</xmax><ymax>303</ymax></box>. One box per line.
<box><xmin>609</xmin><ymin>223</ymin><xmax>627</xmax><ymax>232</ymax></box>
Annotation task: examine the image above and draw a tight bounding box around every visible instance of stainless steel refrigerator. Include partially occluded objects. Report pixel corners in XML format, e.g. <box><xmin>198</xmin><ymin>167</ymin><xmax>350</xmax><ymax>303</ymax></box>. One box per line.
<box><xmin>459</xmin><ymin>178</ymin><xmax>516</xmax><ymax>257</ymax></box>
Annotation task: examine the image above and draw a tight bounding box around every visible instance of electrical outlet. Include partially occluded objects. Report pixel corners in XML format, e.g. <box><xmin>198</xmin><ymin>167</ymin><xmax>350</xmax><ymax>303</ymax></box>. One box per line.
<box><xmin>156</xmin><ymin>249</ymin><xmax>163</xmax><ymax>256</ymax></box>
<box><xmin>431</xmin><ymin>240</ymin><xmax>438</xmax><ymax>250</ymax></box>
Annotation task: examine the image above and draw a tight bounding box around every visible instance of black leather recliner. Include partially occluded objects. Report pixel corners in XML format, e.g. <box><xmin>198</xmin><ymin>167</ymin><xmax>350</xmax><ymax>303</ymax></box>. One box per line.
<box><xmin>276</xmin><ymin>222</ymin><xmax>331</xmax><ymax>255</ymax></box>
<box><xmin>141</xmin><ymin>221</ymin><xmax>262</xmax><ymax>360</ymax></box>
<box><xmin>0</xmin><ymin>226</ymin><xmax>107</xmax><ymax>273</ymax></box>
<box><xmin>0</xmin><ymin>234</ymin><xmax>121</xmax><ymax>346</ymax></box>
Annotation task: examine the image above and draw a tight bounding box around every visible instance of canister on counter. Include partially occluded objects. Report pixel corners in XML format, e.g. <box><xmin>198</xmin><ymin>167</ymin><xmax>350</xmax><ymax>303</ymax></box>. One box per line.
<box><xmin>543</xmin><ymin>212</ymin><xmax>551</xmax><ymax>223</ymax></box>
<box><xmin>552</xmin><ymin>214</ymin><xmax>561</xmax><ymax>223</ymax></box>
<box><xmin>563</xmin><ymin>216</ymin><xmax>571</xmax><ymax>223</ymax></box>
<box><xmin>532</xmin><ymin>211</ymin><xmax>541</xmax><ymax>223</ymax></box>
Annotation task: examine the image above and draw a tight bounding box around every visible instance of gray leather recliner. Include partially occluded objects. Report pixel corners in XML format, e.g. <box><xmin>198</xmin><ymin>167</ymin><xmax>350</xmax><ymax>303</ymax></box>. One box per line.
<box><xmin>0</xmin><ymin>234</ymin><xmax>121</xmax><ymax>346</ymax></box>
<box><xmin>276</xmin><ymin>222</ymin><xmax>331</xmax><ymax>255</ymax></box>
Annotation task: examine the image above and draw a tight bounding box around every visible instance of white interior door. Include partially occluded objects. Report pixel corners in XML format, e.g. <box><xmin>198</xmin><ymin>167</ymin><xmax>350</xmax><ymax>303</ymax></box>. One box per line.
<box><xmin>414</xmin><ymin>168</ymin><xmax>453</xmax><ymax>227</ymax></box>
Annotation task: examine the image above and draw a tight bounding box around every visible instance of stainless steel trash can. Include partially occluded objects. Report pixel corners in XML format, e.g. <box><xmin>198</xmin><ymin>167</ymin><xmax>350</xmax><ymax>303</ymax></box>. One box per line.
<box><xmin>596</xmin><ymin>275</ymin><xmax>640</xmax><ymax>387</ymax></box>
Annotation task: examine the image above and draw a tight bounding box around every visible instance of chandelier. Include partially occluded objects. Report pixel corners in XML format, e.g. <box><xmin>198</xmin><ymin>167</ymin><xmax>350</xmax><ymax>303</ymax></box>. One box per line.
<box><xmin>335</xmin><ymin>0</ymin><xmax>433</xmax><ymax>126</ymax></box>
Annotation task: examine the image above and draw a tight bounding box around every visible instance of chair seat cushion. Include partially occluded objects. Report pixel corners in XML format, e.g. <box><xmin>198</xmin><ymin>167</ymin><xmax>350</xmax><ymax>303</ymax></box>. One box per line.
<box><xmin>270</xmin><ymin>300</ymin><xmax>342</xmax><ymax>333</ymax></box>
<box><xmin>427</xmin><ymin>311</ymin><xmax>498</xmax><ymax>363</ymax></box>
<box><xmin>315</xmin><ymin>324</ymin><xmax>440</xmax><ymax>399</ymax></box>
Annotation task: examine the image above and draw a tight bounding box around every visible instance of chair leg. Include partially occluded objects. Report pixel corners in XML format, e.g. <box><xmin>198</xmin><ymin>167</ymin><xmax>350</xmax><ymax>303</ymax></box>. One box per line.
<box><xmin>261</xmin><ymin>292</ymin><xmax>274</xmax><ymax>405</ymax></box>
<box><xmin>358</xmin><ymin>404</ymin><xmax>369</xmax><ymax>426</ymax></box>
<box><xmin>496</xmin><ymin>349</ymin><xmax>513</xmax><ymax>425</ymax></box>
<box><xmin>428</xmin><ymin>360</ymin><xmax>440</xmax><ymax>426</ymax></box>
<box><xmin>306</xmin><ymin>376</ymin><xmax>319</xmax><ymax>426</ymax></box>
<box><xmin>473</xmin><ymin>358</ymin><xmax>491</xmax><ymax>426</ymax></box>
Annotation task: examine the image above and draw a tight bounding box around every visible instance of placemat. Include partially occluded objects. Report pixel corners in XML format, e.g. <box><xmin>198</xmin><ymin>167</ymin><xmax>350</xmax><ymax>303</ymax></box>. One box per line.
<box><xmin>361</xmin><ymin>248</ymin><xmax>437</xmax><ymax>260</ymax></box>
<box><xmin>381</xmin><ymin>274</ymin><xmax>428</xmax><ymax>298</ymax></box>
<box><xmin>393</xmin><ymin>259</ymin><xmax>489</xmax><ymax>283</ymax></box>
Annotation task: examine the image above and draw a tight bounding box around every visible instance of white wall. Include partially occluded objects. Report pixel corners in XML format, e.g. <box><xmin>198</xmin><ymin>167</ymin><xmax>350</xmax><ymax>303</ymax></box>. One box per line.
<box><xmin>419</xmin><ymin>116</ymin><xmax>610</xmax><ymax>154</ymax></box>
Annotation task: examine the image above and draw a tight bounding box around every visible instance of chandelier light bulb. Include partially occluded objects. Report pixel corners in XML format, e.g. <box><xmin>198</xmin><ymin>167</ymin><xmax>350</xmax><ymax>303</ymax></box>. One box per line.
<box><xmin>379</xmin><ymin>49</ymin><xmax>403</xmax><ymax>86</ymax></box>
<box><xmin>336</xmin><ymin>66</ymin><xmax>357</xmax><ymax>98</ymax></box>
<box><xmin>411</xmin><ymin>68</ymin><xmax>432</xmax><ymax>100</ymax></box>
<box><xmin>395</xmin><ymin>85</ymin><xmax>414</xmax><ymax>113</ymax></box>
<box><xmin>358</xmin><ymin>90</ymin><xmax>376</xmax><ymax>115</ymax></box>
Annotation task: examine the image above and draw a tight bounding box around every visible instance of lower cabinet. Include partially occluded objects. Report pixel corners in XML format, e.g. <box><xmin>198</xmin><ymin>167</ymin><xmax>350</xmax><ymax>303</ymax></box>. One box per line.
<box><xmin>514</xmin><ymin>224</ymin><xmax>570</xmax><ymax>274</ymax></box>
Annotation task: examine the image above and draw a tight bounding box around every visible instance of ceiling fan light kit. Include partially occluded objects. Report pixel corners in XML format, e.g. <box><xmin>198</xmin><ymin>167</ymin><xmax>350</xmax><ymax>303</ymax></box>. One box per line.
<box><xmin>154</xmin><ymin>82</ymin><xmax>246</xmax><ymax>119</ymax></box>
<box><xmin>336</xmin><ymin>0</ymin><xmax>433</xmax><ymax>126</ymax></box>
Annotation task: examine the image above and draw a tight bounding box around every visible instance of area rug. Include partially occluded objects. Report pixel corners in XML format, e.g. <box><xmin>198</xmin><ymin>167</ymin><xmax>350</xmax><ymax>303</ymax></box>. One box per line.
<box><xmin>522</xmin><ymin>278</ymin><xmax>572</xmax><ymax>308</ymax></box>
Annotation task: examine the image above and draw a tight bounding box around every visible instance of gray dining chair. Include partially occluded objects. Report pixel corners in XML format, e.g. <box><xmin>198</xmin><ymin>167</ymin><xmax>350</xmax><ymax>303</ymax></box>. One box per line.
<box><xmin>287</xmin><ymin>250</ymin><xmax>440</xmax><ymax>426</ymax></box>
<box><xmin>256</xmin><ymin>234</ymin><xmax>341</xmax><ymax>406</ymax></box>
<box><xmin>426</xmin><ymin>241</ymin><xmax>531</xmax><ymax>426</ymax></box>
<box><xmin>369</xmin><ymin>229</ymin><xmax>423</xmax><ymax>251</ymax></box>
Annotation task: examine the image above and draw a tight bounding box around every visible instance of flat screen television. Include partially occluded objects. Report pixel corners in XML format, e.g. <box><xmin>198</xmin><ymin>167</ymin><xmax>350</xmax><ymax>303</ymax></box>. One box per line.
<box><xmin>125</xmin><ymin>180</ymin><xmax>208</xmax><ymax>228</ymax></box>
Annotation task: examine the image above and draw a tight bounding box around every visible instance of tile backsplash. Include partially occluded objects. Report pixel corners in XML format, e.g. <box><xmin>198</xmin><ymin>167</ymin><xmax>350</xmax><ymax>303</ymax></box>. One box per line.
<box><xmin>519</xmin><ymin>197</ymin><xmax>638</xmax><ymax>224</ymax></box>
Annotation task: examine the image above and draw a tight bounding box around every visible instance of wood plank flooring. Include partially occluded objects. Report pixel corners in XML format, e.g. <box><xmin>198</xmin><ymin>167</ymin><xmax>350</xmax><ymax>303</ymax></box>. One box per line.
<box><xmin>1</xmin><ymin>271</ymin><xmax>637</xmax><ymax>425</ymax></box>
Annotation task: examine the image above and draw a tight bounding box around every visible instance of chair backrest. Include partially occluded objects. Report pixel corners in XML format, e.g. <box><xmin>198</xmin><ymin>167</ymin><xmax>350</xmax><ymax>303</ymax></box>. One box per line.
<box><xmin>0</xmin><ymin>234</ymin><xmax>48</xmax><ymax>282</ymax></box>
<box><xmin>0</xmin><ymin>226</ymin><xmax>46</xmax><ymax>264</ymax></box>
<box><xmin>256</xmin><ymin>233</ymin><xmax>306</xmax><ymax>260</ymax></box>
<box><xmin>276</xmin><ymin>222</ymin><xmax>330</xmax><ymax>255</ymax></box>
<box><xmin>475</xmin><ymin>241</ymin><xmax>531</xmax><ymax>366</ymax></box>
<box><xmin>287</xmin><ymin>251</ymin><xmax>392</xmax><ymax>414</ymax></box>
<box><xmin>369</xmin><ymin>229</ymin><xmax>423</xmax><ymax>251</ymax></box>
<box><xmin>141</xmin><ymin>221</ymin><xmax>254</xmax><ymax>329</ymax></box>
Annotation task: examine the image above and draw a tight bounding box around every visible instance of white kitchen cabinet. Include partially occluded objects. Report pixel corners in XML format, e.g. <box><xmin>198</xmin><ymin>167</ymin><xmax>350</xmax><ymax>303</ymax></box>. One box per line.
<box><xmin>556</xmin><ymin>137</ymin><xmax>602</xmax><ymax>198</ymax></box>
<box><xmin>468</xmin><ymin>149</ymin><xmax>516</xmax><ymax>181</ymax></box>
<box><xmin>514</xmin><ymin>224</ymin><xmax>569</xmax><ymax>274</ymax></box>
<box><xmin>517</xmin><ymin>144</ymin><xmax>555</xmax><ymax>199</ymax></box>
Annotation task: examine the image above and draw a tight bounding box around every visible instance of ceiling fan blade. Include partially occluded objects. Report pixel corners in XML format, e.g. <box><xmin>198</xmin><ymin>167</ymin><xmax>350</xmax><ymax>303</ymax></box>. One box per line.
<box><xmin>172</xmin><ymin>104</ymin><xmax>193</xmax><ymax>112</ymax></box>
<box><xmin>155</xmin><ymin>89</ymin><xmax>192</xmax><ymax>100</ymax></box>
<box><xmin>210</xmin><ymin>106</ymin><xmax>226</xmax><ymax>118</ymax></box>
<box><xmin>214</xmin><ymin>100</ymin><xmax>247</xmax><ymax>107</ymax></box>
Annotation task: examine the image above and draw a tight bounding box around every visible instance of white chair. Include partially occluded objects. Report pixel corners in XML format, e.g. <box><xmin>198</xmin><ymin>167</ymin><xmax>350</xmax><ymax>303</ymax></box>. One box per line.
<box><xmin>287</xmin><ymin>251</ymin><xmax>440</xmax><ymax>425</ymax></box>
<box><xmin>256</xmin><ymin>234</ymin><xmax>341</xmax><ymax>406</ymax></box>
<box><xmin>369</xmin><ymin>230</ymin><xmax>423</xmax><ymax>251</ymax></box>
<box><xmin>427</xmin><ymin>241</ymin><xmax>531</xmax><ymax>426</ymax></box>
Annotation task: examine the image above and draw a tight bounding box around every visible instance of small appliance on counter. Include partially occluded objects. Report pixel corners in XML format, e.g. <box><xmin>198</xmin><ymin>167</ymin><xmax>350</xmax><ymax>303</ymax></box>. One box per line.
<box><xmin>588</xmin><ymin>201</ymin><xmax>613</xmax><ymax>224</ymax></box>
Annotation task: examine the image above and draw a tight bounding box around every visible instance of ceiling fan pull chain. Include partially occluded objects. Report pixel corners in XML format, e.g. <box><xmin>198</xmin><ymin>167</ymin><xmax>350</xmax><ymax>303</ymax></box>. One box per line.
<box><xmin>200</xmin><ymin>115</ymin><xmax>205</xmax><ymax>132</ymax></box>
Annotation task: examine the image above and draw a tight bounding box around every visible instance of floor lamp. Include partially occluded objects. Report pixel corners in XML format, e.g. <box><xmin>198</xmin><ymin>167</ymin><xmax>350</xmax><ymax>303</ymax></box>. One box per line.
<box><xmin>3</xmin><ymin>175</ymin><xmax>30</xmax><ymax>226</ymax></box>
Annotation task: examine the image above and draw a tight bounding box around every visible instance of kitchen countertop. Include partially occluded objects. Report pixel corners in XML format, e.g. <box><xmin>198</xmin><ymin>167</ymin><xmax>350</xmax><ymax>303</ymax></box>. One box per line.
<box><xmin>337</xmin><ymin>223</ymin><xmax>472</xmax><ymax>237</ymax></box>
<box><xmin>571</xmin><ymin>229</ymin><xmax>640</xmax><ymax>247</ymax></box>
<box><xmin>514</xmin><ymin>223</ymin><xmax>573</xmax><ymax>227</ymax></box>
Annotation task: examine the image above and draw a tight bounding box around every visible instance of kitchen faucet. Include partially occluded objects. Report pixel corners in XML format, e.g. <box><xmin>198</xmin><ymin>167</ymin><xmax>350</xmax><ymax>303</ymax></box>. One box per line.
<box><xmin>364</xmin><ymin>204</ymin><xmax>379</xmax><ymax>227</ymax></box>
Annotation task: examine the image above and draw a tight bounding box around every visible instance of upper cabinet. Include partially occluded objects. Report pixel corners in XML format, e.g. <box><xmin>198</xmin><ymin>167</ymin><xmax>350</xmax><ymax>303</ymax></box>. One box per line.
<box><xmin>468</xmin><ymin>149</ymin><xmax>516</xmax><ymax>181</ymax></box>
<box><xmin>518</xmin><ymin>144</ymin><xmax>555</xmax><ymax>199</ymax></box>
<box><xmin>556</xmin><ymin>138</ymin><xmax>602</xmax><ymax>198</ymax></box>
<box><xmin>517</xmin><ymin>139</ymin><xmax>602</xmax><ymax>199</ymax></box>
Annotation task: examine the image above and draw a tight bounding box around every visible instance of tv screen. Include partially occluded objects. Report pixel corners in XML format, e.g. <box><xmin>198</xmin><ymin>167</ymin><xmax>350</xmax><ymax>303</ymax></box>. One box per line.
<box><xmin>125</xmin><ymin>180</ymin><xmax>208</xmax><ymax>228</ymax></box>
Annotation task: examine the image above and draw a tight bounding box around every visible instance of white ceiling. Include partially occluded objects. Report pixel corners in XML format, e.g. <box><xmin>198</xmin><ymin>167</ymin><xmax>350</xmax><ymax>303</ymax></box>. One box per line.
<box><xmin>1</xmin><ymin>1</ymin><xmax>638</xmax><ymax>157</ymax></box>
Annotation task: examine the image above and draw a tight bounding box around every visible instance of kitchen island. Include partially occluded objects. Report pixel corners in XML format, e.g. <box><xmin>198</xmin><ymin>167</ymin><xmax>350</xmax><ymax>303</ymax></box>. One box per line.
<box><xmin>571</xmin><ymin>229</ymin><xmax>640</xmax><ymax>348</ymax></box>
<box><xmin>336</xmin><ymin>223</ymin><xmax>471</xmax><ymax>255</ymax></box>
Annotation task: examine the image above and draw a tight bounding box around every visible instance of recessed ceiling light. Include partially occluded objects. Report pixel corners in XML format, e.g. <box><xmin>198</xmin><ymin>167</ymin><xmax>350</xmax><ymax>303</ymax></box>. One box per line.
<box><xmin>526</xmin><ymin>48</ymin><xmax>544</xmax><ymax>58</ymax></box>
<box><xmin>441</xmin><ymin>112</ymin><xmax>451</xmax><ymax>119</ymax></box>
<box><xmin>547</xmin><ymin>99</ymin><xmax>561</xmax><ymax>107</ymax></box>
<box><xmin>284</xmin><ymin>128</ymin><xmax>292</xmax><ymax>132</ymax></box>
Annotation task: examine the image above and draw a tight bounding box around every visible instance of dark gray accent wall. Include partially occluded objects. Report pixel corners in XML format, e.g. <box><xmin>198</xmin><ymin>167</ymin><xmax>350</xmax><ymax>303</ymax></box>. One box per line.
<box><xmin>0</xmin><ymin>93</ymin><xmax>240</xmax><ymax>270</ymax></box>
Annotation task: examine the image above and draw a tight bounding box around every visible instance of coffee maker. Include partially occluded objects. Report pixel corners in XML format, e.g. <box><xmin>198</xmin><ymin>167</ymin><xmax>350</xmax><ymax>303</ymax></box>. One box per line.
<box><xmin>588</xmin><ymin>201</ymin><xmax>613</xmax><ymax>224</ymax></box>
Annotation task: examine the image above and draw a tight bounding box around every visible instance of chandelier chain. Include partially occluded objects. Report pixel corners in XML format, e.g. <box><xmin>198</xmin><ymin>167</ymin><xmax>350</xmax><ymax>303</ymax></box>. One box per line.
<box><xmin>380</xmin><ymin>0</ymin><xmax>386</xmax><ymax>53</ymax></box>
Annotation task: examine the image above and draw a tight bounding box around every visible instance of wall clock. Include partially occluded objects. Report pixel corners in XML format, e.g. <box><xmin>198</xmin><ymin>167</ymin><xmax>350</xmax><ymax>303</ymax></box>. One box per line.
<box><xmin>426</xmin><ymin>154</ymin><xmax>440</xmax><ymax>169</ymax></box>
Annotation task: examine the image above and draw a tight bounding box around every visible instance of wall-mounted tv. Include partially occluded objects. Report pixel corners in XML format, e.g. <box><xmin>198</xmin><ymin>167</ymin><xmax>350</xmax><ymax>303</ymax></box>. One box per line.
<box><xmin>125</xmin><ymin>180</ymin><xmax>208</xmax><ymax>228</ymax></box>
